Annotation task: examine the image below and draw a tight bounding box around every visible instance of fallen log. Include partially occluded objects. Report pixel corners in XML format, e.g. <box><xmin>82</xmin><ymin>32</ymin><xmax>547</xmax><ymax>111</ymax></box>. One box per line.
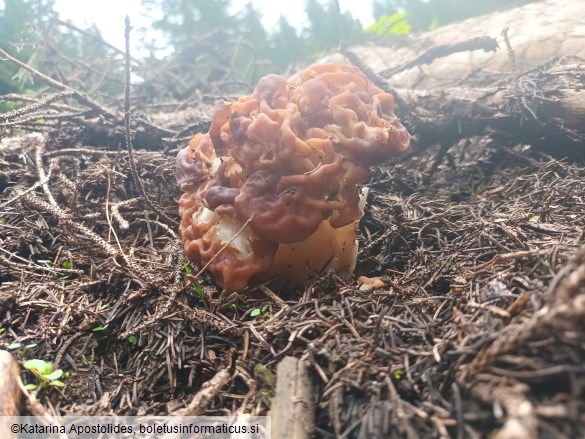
<box><xmin>399</xmin><ymin>57</ymin><xmax>585</xmax><ymax>159</ymax></box>
<box><xmin>271</xmin><ymin>356</ymin><xmax>315</xmax><ymax>439</ymax></box>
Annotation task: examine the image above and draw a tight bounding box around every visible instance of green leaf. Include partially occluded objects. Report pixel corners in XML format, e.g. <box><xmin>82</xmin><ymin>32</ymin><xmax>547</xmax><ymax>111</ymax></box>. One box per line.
<box><xmin>25</xmin><ymin>343</ymin><xmax>37</xmax><ymax>349</ymax></box>
<box><xmin>50</xmin><ymin>380</ymin><xmax>65</xmax><ymax>388</ymax></box>
<box><xmin>250</xmin><ymin>308</ymin><xmax>261</xmax><ymax>317</ymax></box>
<box><xmin>23</xmin><ymin>359</ymin><xmax>50</xmax><ymax>374</ymax></box>
<box><xmin>35</xmin><ymin>118</ymin><xmax>45</xmax><ymax>124</ymax></box>
<box><xmin>7</xmin><ymin>342</ymin><xmax>22</xmax><ymax>350</ymax></box>
<box><xmin>45</xmin><ymin>369</ymin><xmax>64</xmax><ymax>381</ymax></box>
<box><xmin>0</xmin><ymin>328</ymin><xmax>6</xmax><ymax>334</ymax></box>
<box><xmin>43</xmin><ymin>362</ymin><xmax>53</xmax><ymax>375</ymax></box>
<box><xmin>62</xmin><ymin>261</ymin><xmax>72</xmax><ymax>269</ymax></box>
<box><xmin>181</xmin><ymin>260</ymin><xmax>192</xmax><ymax>274</ymax></box>
<box><xmin>25</xmin><ymin>383</ymin><xmax>38</xmax><ymax>390</ymax></box>
<box><xmin>128</xmin><ymin>335</ymin><xmax>138</xmax><ymax>346</ymax></box>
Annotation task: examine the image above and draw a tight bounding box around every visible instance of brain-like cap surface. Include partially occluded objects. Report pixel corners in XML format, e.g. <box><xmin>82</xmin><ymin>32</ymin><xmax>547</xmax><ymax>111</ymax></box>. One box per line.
<box><xmin>177</xmin><ymin>64</ymin><xmax>410</xmax><ymax>292</ymax></box>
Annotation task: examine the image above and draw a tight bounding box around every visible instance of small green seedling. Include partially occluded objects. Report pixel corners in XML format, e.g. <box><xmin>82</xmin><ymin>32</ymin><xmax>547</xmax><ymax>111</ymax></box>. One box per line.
<box><xmin>61</xmin><ymin>260</ymin><xmax>73</xmax><ymax>269</ymax></box>
<box><xmin>128</xmin><ymin>335</ymin><xmax>138</xmax><ymax>346</ymax></box>
<box><xmin>182</xmin><ymin>261</ymin><xmax>208</xmax><ymax>307</ymax></box>
<box><xmin>181</xmin><ymin>260</ymin><xmax>192</xmax><ymax>274</ymax></box>
<box><xmin>192</xmin><ymin>283</ymin><xmax>208</xmax><ymax>308</ymax></box>
<box><xmin>23</xmin><ymin>359</ymin><xmax>65</xmax><ymax>390</ymax></box>
<box><xmin>393</xmin><ymin>369</ymin><xmax>405</xmax><ymax>381</ymax></box>
<box><xmin>250</xmin><ymin>305</ymin><xmax>269</xmax><ymax>319</ymax></box>
<box><xmin>92</xmin><ymin>324</ymin><xmax>109</xmax><ymax>332</ymax></box>
<box><xmin>4</xmin><ymin>342</ymin><xmax>37</xmax><ymax>351</ymax></box>
<box><xmin>193</xmin><ymin>283</ymin><xmax>204</xmax><ymax>299</ymax></box>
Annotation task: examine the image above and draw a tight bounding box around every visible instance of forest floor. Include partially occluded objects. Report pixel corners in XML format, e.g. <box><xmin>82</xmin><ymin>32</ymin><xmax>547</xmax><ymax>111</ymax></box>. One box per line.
<box><xmin>1</xmin><ymin>107</ymin><xmax>584</xmax><ymax>438</ymax></box>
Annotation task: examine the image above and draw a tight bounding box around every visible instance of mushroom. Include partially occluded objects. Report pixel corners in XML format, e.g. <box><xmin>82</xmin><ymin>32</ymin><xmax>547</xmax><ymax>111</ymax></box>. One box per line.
<box><xmin>177</xmin><ymin>64</ymin><xmax>410</xmax><ymax>292</ymax></box>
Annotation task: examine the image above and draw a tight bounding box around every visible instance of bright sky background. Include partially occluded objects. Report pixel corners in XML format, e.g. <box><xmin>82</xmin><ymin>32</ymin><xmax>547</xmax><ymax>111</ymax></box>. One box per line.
<box><xmin>52</xmin><ymin>0</ymin><xmax>375</xmax><ymax>54</ymax></box>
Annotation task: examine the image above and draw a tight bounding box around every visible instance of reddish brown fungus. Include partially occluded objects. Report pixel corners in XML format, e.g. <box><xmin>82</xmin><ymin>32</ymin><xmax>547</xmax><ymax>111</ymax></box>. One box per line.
<box><xmin>177</xmin><ymin>64</ymin><xmax>410</xmax><ymax>292</ymax></box>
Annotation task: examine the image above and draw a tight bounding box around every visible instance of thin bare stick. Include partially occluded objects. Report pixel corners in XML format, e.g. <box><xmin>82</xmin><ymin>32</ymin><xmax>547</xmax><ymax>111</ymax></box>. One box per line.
<box><xmin>500</xmin><ymin>27</ymin><xmax>517</xmax><ymax>72</ymax></box>
<box><xmin>123</xmin><ymin>16</ymin><xmax>176</xmax><ymax>228</ymax></box>
<box><xmin>380</xmin><ymin>36</ymin><xmax>499</xmax><ymax>78</ymax></box>
<box><xmin>334</xmin><ymin>0</ymin><xmax>343</xmax><ymax>50</ymax></box>
<box><xmin>258</xmin><ymin>284</ymin><xmax>288</xmax><ymax>310</ymax></box>
<box><xmin>53</xmin><ymin>17</ymin><xmax>143</xmax><ymax>65</ymax></box>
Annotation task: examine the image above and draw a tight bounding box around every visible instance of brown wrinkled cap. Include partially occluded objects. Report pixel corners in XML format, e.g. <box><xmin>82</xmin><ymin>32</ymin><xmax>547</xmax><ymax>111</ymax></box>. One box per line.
<box><xmin>177</xmin><ymin>64</ymin><xmax>410</xmax><ymax>292</ymax></box>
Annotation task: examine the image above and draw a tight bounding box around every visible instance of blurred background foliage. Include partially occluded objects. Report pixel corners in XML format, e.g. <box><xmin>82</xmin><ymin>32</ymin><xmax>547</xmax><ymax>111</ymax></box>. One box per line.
<box><xmin>371</xmin><ymin>0</ymin><xmax>536</xmax><ymax>35</ymax></box>
<box><xmin>1</xmin><ymin>0</ymin><xmax>537</xmax><ymax>100</ymax></box>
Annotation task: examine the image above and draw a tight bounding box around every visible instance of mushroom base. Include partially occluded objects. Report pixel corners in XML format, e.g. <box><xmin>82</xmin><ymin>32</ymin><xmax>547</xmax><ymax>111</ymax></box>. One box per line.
<box><xmin>262</xmin><ymin>218</ymin><xmax>359</xmax><ymax>286</ymax></box>
<box><xmin>257</xmin><ymin>187</ymin><xmax>367</xmax><ymax>287</ymax></box>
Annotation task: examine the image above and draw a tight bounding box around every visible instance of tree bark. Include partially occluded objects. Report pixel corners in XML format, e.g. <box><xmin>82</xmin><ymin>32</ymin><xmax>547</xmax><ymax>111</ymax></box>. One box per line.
<box><xmin>398</xmin><ymin>58</ymin><xmax>585</xmax><ymax>158</ymax></box>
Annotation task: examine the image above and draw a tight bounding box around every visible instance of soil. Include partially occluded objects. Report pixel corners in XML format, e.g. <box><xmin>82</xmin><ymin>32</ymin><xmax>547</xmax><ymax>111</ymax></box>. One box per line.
<box><xmin>2</xmin><ymin>113</ymin><xmax>585</xmax><ymax>437</ymax></box>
